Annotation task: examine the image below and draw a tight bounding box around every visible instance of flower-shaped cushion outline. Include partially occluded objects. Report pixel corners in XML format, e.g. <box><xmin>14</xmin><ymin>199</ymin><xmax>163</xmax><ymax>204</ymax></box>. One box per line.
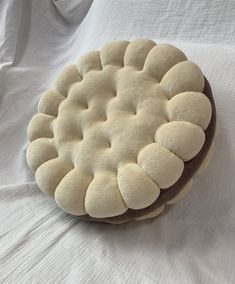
<box><xmin>27</xmin><ymin>39</ymin><xmax>212</xmax><ymax>218</ymax></box>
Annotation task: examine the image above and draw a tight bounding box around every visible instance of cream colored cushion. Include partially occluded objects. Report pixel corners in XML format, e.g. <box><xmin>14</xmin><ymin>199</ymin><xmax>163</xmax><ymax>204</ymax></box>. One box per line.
<box><xmin>27</xmin><ymin>39</ymin><xmax>212</xmax><ymax>219</ymax></box>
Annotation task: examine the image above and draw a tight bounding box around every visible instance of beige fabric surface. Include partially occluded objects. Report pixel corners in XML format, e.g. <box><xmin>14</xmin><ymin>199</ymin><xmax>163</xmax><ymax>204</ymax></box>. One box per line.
<box><xmin>27</xmin><ymin>39</ymin><xmax>212</xmax><ymax>219</ymax></box>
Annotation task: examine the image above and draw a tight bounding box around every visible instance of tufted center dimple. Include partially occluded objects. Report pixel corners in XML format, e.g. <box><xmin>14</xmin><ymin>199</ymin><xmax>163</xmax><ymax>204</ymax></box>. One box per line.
<box><xmin>54</xmin><ymin>67</ymin><xmax>167</xmax><ymax>174</ymax></box>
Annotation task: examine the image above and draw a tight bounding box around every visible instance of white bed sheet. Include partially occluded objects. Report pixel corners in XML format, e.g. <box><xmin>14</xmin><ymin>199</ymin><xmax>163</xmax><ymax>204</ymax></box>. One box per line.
<box><xmin>0</xmin><ymin>0</ymin><xmax>235</xmax><ymax>283</ymax></box>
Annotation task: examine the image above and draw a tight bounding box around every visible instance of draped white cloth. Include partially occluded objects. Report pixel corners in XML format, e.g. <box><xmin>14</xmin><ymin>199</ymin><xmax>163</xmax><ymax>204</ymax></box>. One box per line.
<box><xmin>0</xmin><ymin>1</ymin><xmax>235</xmax><ymax>283</ymax></box>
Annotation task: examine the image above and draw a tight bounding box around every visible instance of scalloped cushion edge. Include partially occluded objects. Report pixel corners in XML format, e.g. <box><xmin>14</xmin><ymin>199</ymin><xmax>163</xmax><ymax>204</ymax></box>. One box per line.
<box><xmin>102</xmin><ymin>140</ymin><xmax>216</xmax><ymax>224</ymax></box>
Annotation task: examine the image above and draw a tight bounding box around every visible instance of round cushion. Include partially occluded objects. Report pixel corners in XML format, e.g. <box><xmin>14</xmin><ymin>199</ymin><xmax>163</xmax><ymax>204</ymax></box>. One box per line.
<box><xmin>26</xmin><ymin>39</ymin><xmax>216</xmax><ymax>224</ymax></box>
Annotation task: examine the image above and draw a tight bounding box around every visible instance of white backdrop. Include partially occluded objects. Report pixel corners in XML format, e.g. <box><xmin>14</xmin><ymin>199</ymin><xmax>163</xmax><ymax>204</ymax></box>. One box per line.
<box><xmin>0</xmin><ymin>1</ymin><xmax>235</xmax><ymax>283</ymax></box>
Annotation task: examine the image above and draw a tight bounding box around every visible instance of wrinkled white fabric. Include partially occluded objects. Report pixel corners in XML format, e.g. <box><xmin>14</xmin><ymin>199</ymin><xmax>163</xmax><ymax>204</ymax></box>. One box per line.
<box><xmin>0</xmin><ymin>0</ymin><xmax>235</xmax><ymax>283</ymax></box>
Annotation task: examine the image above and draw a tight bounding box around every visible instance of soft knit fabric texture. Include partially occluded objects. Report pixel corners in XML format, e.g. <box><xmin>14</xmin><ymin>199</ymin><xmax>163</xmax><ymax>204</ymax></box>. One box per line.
<box><xmin>27</xmin><ymin>39</ymin><xmax>213</xmax><ymax>220</ymax></box>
